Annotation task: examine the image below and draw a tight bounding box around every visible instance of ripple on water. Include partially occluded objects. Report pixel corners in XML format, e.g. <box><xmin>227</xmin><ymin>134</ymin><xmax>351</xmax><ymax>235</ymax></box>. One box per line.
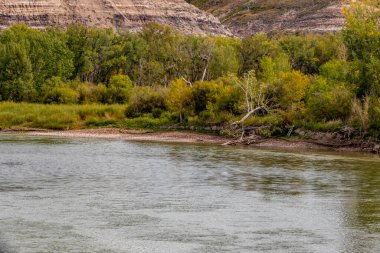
<box><xmin>0</xmin><ymin>135</ymin><xmax>379</xmax><ymax>253</ymax></box>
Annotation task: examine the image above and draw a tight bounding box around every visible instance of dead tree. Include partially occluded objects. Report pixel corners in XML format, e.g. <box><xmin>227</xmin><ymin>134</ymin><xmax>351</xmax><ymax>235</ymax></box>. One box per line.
<box><xmin>231</xmin><ymin>70</ymin><xmax>270</xmax><ymax>130</ymax></box>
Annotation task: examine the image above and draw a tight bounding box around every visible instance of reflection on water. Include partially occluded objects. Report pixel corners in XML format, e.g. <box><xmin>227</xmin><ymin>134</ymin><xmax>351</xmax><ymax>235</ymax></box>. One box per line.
<box><xmin>0</xmin><ymin>133</ymin><xmax>379</xmax><ymax>253</ymax></box>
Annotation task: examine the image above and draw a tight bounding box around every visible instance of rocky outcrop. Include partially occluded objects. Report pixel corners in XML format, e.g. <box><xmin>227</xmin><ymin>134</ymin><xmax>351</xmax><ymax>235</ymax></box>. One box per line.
<box><xmin>187</xmin><ymin>0</ymin><xmax>346</xmax><ymax>37</ymax></box>
<box><xmin>0</xmin><ymin>0</ymin><xmax>231</xmax><ymax>36</ymax></box>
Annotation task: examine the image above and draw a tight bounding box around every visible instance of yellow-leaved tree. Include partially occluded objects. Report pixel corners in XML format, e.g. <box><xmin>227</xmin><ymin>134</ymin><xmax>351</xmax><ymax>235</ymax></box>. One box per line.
<box><xmin>166</xmin><ymin>79</ymin><xmax>193</xmax><ymax>123</ymax></box>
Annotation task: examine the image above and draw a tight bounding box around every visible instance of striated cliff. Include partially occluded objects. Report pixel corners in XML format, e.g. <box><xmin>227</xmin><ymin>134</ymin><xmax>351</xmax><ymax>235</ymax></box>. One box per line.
<box><xmin>0</xmin><ymin>0</ymin><xmax>231</xmax><ymax>35</ymax></box>
<box><xmin>187</xmin><ymin>0</ymin><xmax>346</xmax><ymax>37</ymax></box>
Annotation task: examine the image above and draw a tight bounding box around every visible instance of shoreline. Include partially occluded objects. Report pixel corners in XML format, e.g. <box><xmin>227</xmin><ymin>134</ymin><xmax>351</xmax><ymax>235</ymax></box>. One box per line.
<box><xmin>1</xmin><ymin>128</ymin><xmax>230</xmax><ymax>145</ymax></box>
<box><xmin>1</xmin><ymin>127</ymin><xmax>378</xmax><ymax>154</ymax></box>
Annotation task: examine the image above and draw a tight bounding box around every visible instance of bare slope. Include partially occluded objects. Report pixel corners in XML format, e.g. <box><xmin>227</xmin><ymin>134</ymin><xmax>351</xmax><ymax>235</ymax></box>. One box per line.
<box><xmin>187</xmin><ymin>0</ymin><xmax>345</xmax><ymax>36</ymax></box>
<box><xmin>0</xmin><ymin>0</ymin><xmax>231</xmax><ymax>35</ymax></box>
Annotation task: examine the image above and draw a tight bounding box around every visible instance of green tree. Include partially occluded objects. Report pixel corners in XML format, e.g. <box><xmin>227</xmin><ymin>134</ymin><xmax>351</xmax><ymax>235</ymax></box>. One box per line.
<box><xmin>208</xmin><ymin>37</ymin><xmax>240</xmax><ymax>80</ymax></box>
<box><xmin>120</xmin><ymin>32</ymin><xmax>149</xmax><ymax>85</ymax></box>
<box><xmin>180</xmin><ymin>35</ymin><xmax>215</xmax><ymax>83</ymax></box>
<box><xmin>280</xmin><ymin>34</ymin><xmax>344</xmax><ymax>75</ymax></box>
<box><xmin>29</xmin><ymin>28</ymin><xmax>74</xmax><ymax>88</ymax></box>
<box><xmin>141</xmin><ymin>22</ymin><xmax>184</xmax><ymax>86</ymax></box>
<box><xmin>319</xmin><ymin>59</ymin><xmax>361</xmax><ymax>92</ymax></box>
<box><xmin>1</xmin><ymin>25</ymin><xmax>74</xmax><ymax>89</ymax></box>
<box><xmin>67</xmin><ymin>25</ymin><xmax>116</xmax><ymax>83</ymax></box>
<box><xmin>0</xmin><ymin>42</ymin><xmax>34</xmax><ymax>101</ymax></box>
<box><xmin>239</xmin><ymin>34</ymin><xmax>282</xmax><ymax>75</ymax></box>
<box><xmin>257</xmin><ymin>55</ymin><xmax>291</xmax><ymax>84</ymax></box>
<box><xmin>137</xmin><ymin>60</ymin><xmax>166</xmax><ymax>86</ymax></box>
<box><xmin>342</xmin><ymin>0</ymin><xmax>380</xmax><ymax>96</ymax></box>
<box><xmin>66</xmin><ymin>25</ymin><xmax>91</xmax><ymax>79</ymax></box>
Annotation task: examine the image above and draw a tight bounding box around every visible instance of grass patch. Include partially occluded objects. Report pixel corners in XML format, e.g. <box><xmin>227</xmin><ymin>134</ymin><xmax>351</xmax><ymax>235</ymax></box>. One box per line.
<box><xmin>118</xmin><ymin>116</ymin><xmax>171</xmax><ymax>130</ymax></box>
<box><xmin>0</xmin><ymin>102</ymin><xmax>126</xmax><ymax>130</ymax></box>
<box><xmin>0</xmin><ymin>102</ymin><xmax>173</xmax><ymax>131</ymax></box>
<box><xmin>298</xmin><ymin>119</ymin><xmax>344</xmax><ymax>132</ymax></box>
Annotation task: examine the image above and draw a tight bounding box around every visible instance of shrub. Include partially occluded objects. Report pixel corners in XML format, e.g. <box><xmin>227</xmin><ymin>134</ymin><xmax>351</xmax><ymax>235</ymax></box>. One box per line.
<box><xmin>74</xmin><ymin>81</ymin><xmax>99</xmax><ymax>104</ymax></box>
<box><xmin>244</xmin><ymin>113</ymin><xmax>284</xmax><ymax>128</ymax></box>
<box><xmin>307</xmin><ymin>77</ymin><xmax>354</xmax><ymax>121</ymax></box>
<box><xmin>40</xmin><ymin>77</ymin><xmax>79</xmax><ymax>104</ymax></box>
<box><xmin>152</xmin><ymin>108</ymin><xmax>164</xmax><ymax>119</ymax></box>
<box><xmin>192</xmin><ymin>80</ymin><xmax>222</xmax><ymax>114</ymax></box>
<box><xmin>106</xmin><ymin>74</ymin><xmax>133</xmax><ymax>104</ymax></box>
<box><xmin>369</xmin><ymin>96</ymin><xmax>380</xmax><ymax>130</ymax></box>
<box><xmin>319</xmin><ymin>60</ymin><xmax>355</xmax><ymax>83</ymax></box>
<box><xmin>349</xmin><ymin>97</ymin><xmax>370</xmax><ymax>133</ymax></box>
<box><xmin>125</xmin><ymin>86</ymin><xmax>166</xmax><ymax>118</ymax></box>
<box><xmin>275</xmin><ymin>70</ymin><xmax>311</xmax><ymax>110</ymax></box>
<box><xmin>93</xmin><ymin>84</ymin><xmax>108</xmax><ymax>104</ymax></box>
<box><xmin>42</xmin><ymin>86</ymin><xmax>79</xmax><ymax>104</ymax></box>
<box><xmin>214</xmin><ymin>83</ymin><xmax>242</xmax><ymax>115</ymax></box>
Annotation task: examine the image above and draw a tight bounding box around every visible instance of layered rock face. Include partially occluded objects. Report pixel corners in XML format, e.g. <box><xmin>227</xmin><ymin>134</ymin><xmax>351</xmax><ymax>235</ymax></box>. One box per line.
<box><xmin>187</xmin><ymin>0</ymin><xmax>346</xmax><ymax>37</ymax></box>
<box><xmin>0</xmin><ymin>0</ymin><xmax>231</xmax><ymax>35</ymax></box>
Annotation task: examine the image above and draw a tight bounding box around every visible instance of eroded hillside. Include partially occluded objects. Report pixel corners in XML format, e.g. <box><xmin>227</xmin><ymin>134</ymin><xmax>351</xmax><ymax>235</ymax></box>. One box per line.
<box><xmin>187</xmin><ymin>0</ymin><xmax>345</xmax><ymax>36</ymax></box>
<box><xmin>0</xmin><ymin>0</ymin><xmax>231</xmax><ymax>35</ymax></box>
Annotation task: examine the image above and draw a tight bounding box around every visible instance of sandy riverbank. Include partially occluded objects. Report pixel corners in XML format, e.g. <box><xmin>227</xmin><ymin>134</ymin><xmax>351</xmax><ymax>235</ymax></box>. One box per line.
<box><xmin>1</xmin><ymin>127</ymin><xmax>378</xmax><ymax>153</ymax></box>
<box><xmin>21</xmin><ymin>128</ymin><xmax>231</xmax><ymax>144</ymax></box>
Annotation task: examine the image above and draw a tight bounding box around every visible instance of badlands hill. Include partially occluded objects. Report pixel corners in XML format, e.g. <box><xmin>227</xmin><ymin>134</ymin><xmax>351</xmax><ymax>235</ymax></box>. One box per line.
<box><xmin>0</xmin><ymin>0</ymin><xmax>231</xmax><ymax>35</ymax></box>
<box><xmin>187</xmin><ymin>0</ymin><xmax>345</xmax><ymax>37</ymax></box>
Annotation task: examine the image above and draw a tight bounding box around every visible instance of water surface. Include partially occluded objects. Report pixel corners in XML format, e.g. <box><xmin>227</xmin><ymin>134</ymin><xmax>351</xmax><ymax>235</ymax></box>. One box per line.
<box><xmin>0</xmin><ymin>134</ymin><xmax>379</xmax><ymax>253</ymax></box>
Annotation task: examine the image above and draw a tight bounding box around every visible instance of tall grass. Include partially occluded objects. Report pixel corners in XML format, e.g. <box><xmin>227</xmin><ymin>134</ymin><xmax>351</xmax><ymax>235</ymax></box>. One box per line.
<box><xmin>0</xmin><ymin>102</ymin><xmax>126</xmax><ymax>130</ymax></box>
<box><xmin>0</xmin><ymin>102</ymin><xmax>175</xmax><ymax>130</ymax></box>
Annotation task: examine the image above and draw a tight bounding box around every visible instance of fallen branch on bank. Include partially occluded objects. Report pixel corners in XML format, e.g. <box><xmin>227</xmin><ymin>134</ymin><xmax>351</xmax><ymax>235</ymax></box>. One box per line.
<box><xmin>230</xmin><ymin>106</ymin><xmax>268</xmax><ymax>128</ymax></box>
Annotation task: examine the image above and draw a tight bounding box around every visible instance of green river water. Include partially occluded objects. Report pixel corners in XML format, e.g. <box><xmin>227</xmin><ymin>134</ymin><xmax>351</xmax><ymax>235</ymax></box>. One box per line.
<box><xmin>0</xmin><ymin>134</ymin><xmax>379</xmax><ymax>253</ymax></box>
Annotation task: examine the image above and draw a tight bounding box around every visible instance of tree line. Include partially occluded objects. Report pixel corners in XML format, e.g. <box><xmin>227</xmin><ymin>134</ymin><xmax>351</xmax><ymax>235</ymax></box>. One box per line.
<box><xmin>0</xmin><ymin>1</ymin><xmax>379</xmax><ymax>136</ymax></box>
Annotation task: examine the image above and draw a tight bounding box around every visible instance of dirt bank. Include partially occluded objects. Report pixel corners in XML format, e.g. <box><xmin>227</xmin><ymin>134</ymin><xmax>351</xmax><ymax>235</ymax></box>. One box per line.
<box><xmin>1</xmin><ymin>127</ymin><xmax>379</xmax><ymax>154</ymax></box>
<box><xmin>19</xmin><ymin>128</ymin><xmax>230</xmax><ymax>144</ymax></box>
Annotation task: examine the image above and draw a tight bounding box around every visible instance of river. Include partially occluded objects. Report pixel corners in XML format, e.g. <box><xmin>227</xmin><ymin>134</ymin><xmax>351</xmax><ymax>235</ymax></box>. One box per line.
<box><xmin>0</xmin><ymin>134</ymin><xmax>379</xmax><ymax>253</ymax></box>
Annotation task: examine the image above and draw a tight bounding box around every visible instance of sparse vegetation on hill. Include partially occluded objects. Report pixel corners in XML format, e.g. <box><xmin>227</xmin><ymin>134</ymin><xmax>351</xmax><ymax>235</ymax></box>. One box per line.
<box><xmin>187</xmin><ymin>0</ymin><xmax>344</xmax><ymax>36</ymax></box>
